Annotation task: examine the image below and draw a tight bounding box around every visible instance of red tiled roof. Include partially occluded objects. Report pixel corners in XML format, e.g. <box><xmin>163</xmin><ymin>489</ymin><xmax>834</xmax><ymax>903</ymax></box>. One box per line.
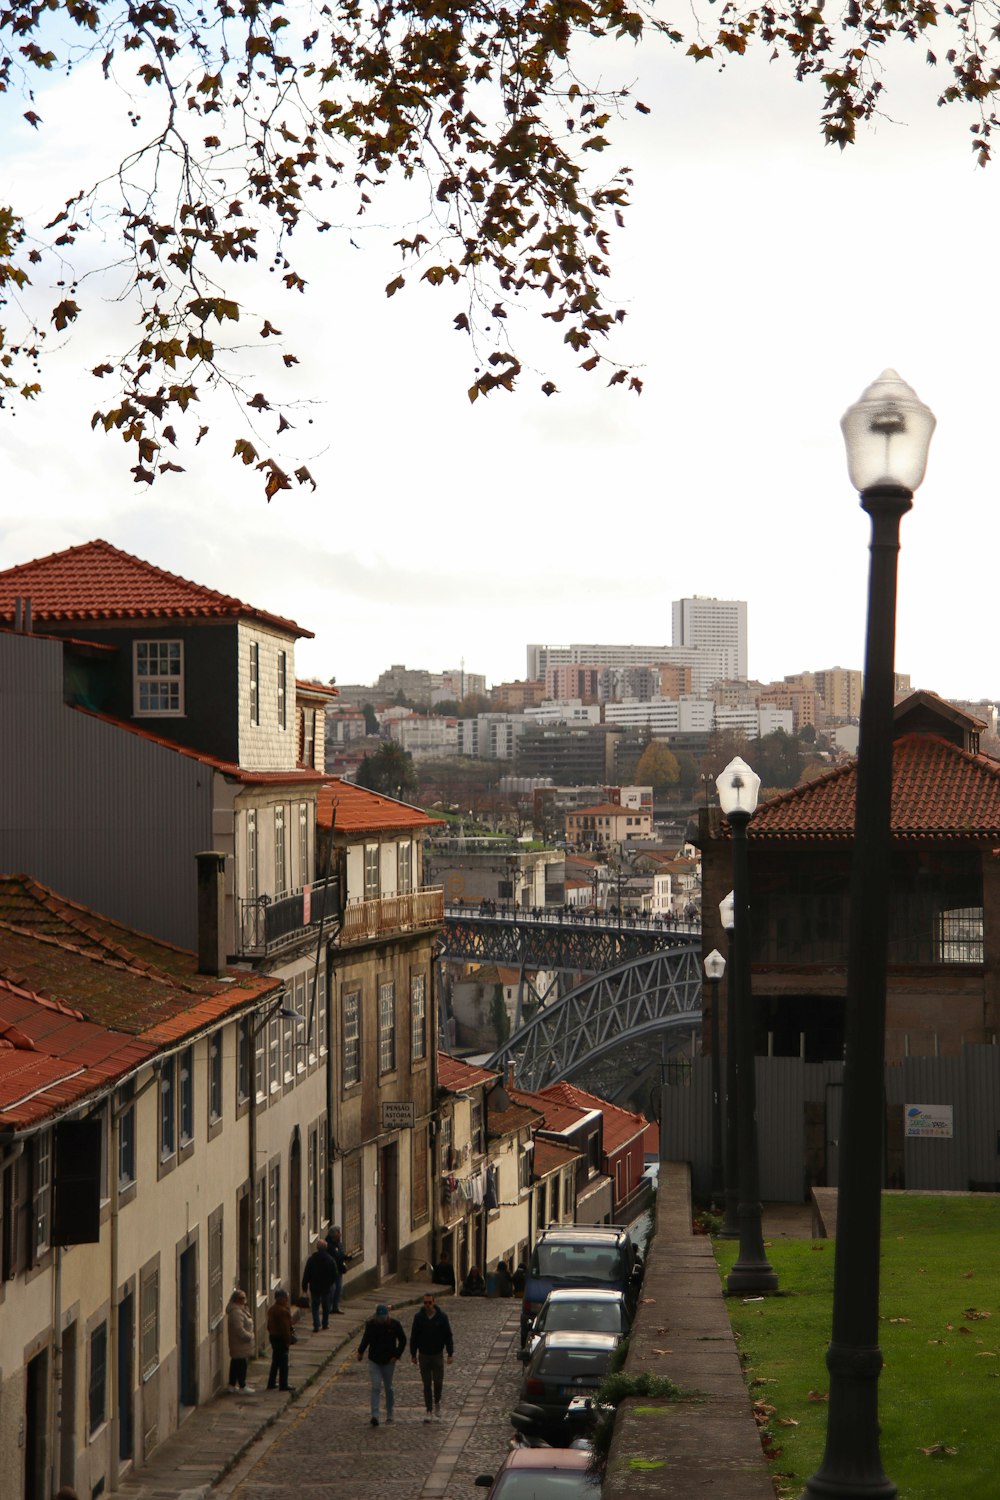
<box><xmin>317</xmin><ymin>779</ymin><xmax>444</xmax><ymax>835</ymax></box>
<box><xmin>539</xmin><ymin>1082</ymin><xmax>648</xmax><ymax>1154</ymax></box>
<box><xmin>486</xmin><ymin>1095</ymin><xmax>542</xmax><ymax>1137</ymax></box>
<box><xmin>741</xmin><ymin>733</ymin><xmax>1000</xmax><ymax>842</ymax></box>
<box><xmin>0</xmin><ymin>539</ymin><xmax>312</xmax><ymax>638</ymax></box>
<box><xmin>0</xmin><ymin>875</ymin><xmax>280</xmax><ymax>1037</ymax></box>
<box><xmin>0</xmin><ymin>979</ymin><xmax>156</xmax><ymax>1126</ymax></box>
<box><xmin>509</xmin><ymin>1085</ymin><xmax>589</xmax><ymax>1134</ymax></box>
<box><xmin>533</xmin><ymin>1137</ymin><xmax>582</xmax><ymax>1177</ymax></box>
<box><xmin>297</xmin><ymin>679</ymin><xmax>339</xmax><ymax>698</ymax></box>
<box><xmin>438</xmin><ymin>1053</ymin><xmax>500</xmax><ymax>1092</ymax></box>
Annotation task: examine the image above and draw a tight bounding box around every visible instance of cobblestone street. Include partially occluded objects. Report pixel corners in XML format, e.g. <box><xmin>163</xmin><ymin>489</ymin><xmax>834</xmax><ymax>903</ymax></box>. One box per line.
<box><xmin>219</xmin><ymin>1299</ymin><xmax>523</xmax><ymax>1500</ymax></box>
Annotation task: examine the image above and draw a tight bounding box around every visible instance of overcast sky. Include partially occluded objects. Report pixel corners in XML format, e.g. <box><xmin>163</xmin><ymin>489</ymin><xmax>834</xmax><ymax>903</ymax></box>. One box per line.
<box><xmin>1</xmin><ymin>25</ymin><xmax>997</xmax><ymax>701</ymax></box>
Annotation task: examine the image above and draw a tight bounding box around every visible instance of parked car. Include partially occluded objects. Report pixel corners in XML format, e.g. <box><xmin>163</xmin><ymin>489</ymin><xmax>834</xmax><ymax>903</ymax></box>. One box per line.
<box><xmin>519</xmin><ymin>1224</ymin><xmax>642</xmax><ymax>1346</ymax></box>
<box><xmin>511</xmin><ymin>1330</ymin><xmax>619</xmax><ymax>1445</ymax></box>
<box><xmin>522</xmin><ymin>1286</ymin><xmax>632</xmax><ymax>1357</ymax></box>
<box><xmin>474</xmin><ymin>1446</ymin><xmax>599</xmax><ymax>1496</ymax></box>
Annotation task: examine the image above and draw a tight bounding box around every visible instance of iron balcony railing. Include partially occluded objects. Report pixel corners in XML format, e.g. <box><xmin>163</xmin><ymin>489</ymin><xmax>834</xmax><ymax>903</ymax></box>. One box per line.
<box><xmin>238</xmin><ymin>875</ymin><xmax>338</xmax><ymax>956</ymax></box>
<box><xmin>339</xmin><ymin>886</ymin><xmax>444</xmax><ymax>944</ymax></box>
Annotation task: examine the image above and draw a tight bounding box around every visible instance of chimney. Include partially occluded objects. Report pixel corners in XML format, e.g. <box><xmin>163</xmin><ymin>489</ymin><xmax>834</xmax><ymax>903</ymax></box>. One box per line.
<box><xmin>195</xmin><ymin>851</ymin><xmax>227</xmax><ymax>976</ymax></box>
<box><xmin>507</xmin><ymin>1060</ymin><xmax>516</xmax><ymax>1090</ymax></box>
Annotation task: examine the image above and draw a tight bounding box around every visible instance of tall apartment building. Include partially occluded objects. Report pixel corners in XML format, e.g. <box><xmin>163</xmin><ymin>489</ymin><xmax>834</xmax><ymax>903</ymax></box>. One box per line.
<box><xmin>671</xmin><ymin>596</ymin><xmax>748</xmax><ymax>682</ymax></box>
<box><xmin>812</xmin><ymin>666</ymin><xmax>863</xmax><ymax>721</ymax></box>
<box><xmin>546</xmin><ymin>664</ymin><xmax>600</xmax><ymax>702</ymax></box>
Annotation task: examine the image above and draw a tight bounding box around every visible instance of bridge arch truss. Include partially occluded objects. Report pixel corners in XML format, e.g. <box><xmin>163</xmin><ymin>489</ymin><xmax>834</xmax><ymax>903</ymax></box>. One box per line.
<box><xmin>486</xmin><ymin>944</ymin><xmax>702</xmax><ymax>1091</ymax></box>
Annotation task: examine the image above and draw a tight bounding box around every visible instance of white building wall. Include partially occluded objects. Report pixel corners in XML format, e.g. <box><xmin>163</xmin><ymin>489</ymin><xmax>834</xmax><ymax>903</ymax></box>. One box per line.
<box><xmin>237</xmin><ymin>622</ymin><xmax>299</xmax><ymax>771</ymax></box>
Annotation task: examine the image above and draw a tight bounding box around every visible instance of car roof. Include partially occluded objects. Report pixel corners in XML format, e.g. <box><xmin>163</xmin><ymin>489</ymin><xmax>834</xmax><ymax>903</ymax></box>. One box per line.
<box><xmin>543</xmin><ymin>1287</ymin><xmax>626</xmax><ymax>1304</ymax></box>
<box><xmin>535</xmin><ymin>1330</ymin><xmax>620</xmax><ymax>1351</ymax></box>
<box><xmin>502</xmin><ymin>1449</ymin><xmax>594</xmax><ymax>1473</ymax></box>
<box><xmin>538</xmin><ymin>1228</ymin><xmax>629</xmax><ymax>1245</ymax></box>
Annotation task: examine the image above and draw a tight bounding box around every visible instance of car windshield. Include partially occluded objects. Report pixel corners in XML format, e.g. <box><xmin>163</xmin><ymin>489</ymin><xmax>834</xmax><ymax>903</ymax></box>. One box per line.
<box><xmin>493</xmin><ymin>1473</ymin><xmax>600</xmax><ymax>1497</ymax></box>
<box><xmin>533</xmin><ymin>1244</ymin><xmax>627</xmax><ymax>1281</ymax></box>
<box><xmin>541</xmin><ymin>1302</ymin><xmax>622</xmax><ymax>1335</ymax></box>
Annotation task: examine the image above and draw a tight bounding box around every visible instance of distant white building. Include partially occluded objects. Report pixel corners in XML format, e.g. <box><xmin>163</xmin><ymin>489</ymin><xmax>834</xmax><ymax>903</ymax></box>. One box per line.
<box><xmin>385</xmin><ymin>713</ymin><xmax>459</xmax><ymax>757</ymax></box>
<box><xmin>672</xmin><ymin>596</ymin><xmax>748</xmax><ymax>682</ymax></box>
<box><xmin>524</xmin><ymin>700</ymin><xmax>602</xmax><ymax>725</ymax></box>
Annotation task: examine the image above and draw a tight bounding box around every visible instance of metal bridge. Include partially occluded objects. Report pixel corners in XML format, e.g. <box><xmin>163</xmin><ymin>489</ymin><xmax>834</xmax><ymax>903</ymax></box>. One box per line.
<box><xmin>484</xmin><ymin>945</ymin><xmax>703</xmax><ymax>1090</ymax></box>
<box><xmin>440</xmin><ymin>904</ymin><xmax>699</xmax><ymax>973</ymax></box>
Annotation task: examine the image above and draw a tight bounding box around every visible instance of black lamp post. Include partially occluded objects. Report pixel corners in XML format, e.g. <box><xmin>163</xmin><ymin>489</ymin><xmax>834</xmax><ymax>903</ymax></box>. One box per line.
<box><xmin>718</xmin><ymin>891</ymin><xmax>739</xmax><ymax>1239</ymax></box>
<box><xmin>806</xmin><ymin>370</ymin><xmax>935</xmax><ymax>1500</ymax></box>
<box><xmin>704</xmin><ymin>948</ymin><xmax>726</xmax><ymax>1208</ymax></box>
<box><xmin>717</xmin><ymin>757</ymin><xmax>777</xmax><ymax>1295</ymax></box>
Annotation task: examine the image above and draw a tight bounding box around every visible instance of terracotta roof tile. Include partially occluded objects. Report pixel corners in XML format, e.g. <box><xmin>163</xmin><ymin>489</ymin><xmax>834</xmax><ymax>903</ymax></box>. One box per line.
<box><xmin>539</xmin><ymin>1082</ymin><xmax>648</xmax><ymax>1154</ymax></box>
<box><xmin>0</xmin><ymin>875</ymin><xmax>280</xmax><ymax>1036</ymax></box>
<box><xmin>533</xmin><ymin>1137</ymin><xmax>583</xmax><ymax>1177</ymax></box>
<box><xmin>0</xmin><ymin>538</ymin><xmax>312</xmax><ymax>637</ymax></box>
<box><xmin>509</xmin><ymin>1085</ymin><xmax>589</xmax><ymax>1134</ymax></box>
<box><xmin>438</xmin><ymin>1053</ymin><xmax>500</xmax><ymax>1092</ymax></box>
<box><xmin>317</xmin><ymin>780</ymin><xmax>444</xmax><ymax>835</ymax></box>
<box><xmin>743</xmin><ymin>733</ymin><xmax>1000</xmax><ymax>843</ymax></box>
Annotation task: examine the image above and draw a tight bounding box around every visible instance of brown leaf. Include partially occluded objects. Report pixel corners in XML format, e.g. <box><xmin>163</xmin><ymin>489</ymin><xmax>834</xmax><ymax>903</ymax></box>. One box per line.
<box><xmin>807</xmin><ymin>1391</ymin><xmax>828</xmax><ymax>1403</ymax></box>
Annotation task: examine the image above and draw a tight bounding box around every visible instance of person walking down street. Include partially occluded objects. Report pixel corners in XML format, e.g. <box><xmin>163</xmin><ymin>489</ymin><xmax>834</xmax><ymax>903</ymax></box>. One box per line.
<box><xmin>226</xmin><ymin>1288</ymin><xmax>256</xmax><ymax>1393</ymax></box>
<box><xmin>409</xmin><ymin>1292</ymin><xmax>454</xmax><ymax>1423</ymax></box>
<box><xmin>325</xmin><ymin>1225</ymin><xmax>350</xmax><ymax>1315</ymax></box>
<box><xmin>302</xmin><ymin>1238</ymin><xmax>337</xmax><ymax>1330</ymax></box>
<box><xmin>357</xmin><ymin>1303</ymin><xmax>406</xmax><ymax>1426</ymax></box>
<box><xmin>266</xmin><ymin>1288</ymin><xmax>295</xmax><ymax>1393</ymax></box>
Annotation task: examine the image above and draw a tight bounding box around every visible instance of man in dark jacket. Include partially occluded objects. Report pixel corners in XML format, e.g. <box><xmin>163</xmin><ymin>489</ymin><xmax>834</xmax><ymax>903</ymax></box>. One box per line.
<box><xmin>301</xmin><ymin>1238</ymin><xmax>337</xmax><ymax>1331</ymax></box>
<box><xmin>326</xmin><ymin>1225</ymin><xmax>350</xmax><ymax>1314</ymax></box>
<box><xmin>357</xmin><ymin>1304</ymin><xmax>406</xmax><ymax>1426</ymax></box>
<box><xmin>409</xmin><ymin>1293</ymin><xmax>454</xmax><ymax>1422</ymax></box>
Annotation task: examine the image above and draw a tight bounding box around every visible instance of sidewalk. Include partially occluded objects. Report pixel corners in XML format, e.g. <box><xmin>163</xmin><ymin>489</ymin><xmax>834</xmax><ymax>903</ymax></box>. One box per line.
<box><xmin>116</xmin><ymin>1277</ymin><xmax>441</xmax><ymax>1500</ymax></box>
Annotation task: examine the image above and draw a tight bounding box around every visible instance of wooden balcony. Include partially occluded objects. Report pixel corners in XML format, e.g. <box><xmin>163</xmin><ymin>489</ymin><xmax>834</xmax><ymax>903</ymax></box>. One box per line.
<box><xmin>339</xmin><ymin>886</ymin><xmax>444</xmax><ymax>944</ymax></box>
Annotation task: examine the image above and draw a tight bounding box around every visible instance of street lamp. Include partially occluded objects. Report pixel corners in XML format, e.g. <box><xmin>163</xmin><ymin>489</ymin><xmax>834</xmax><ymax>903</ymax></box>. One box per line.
<box><xmin>718</xmin><ymin>890</ymin><xmax>739</xmax><ymax>1239</ymax></box>
<box><xmin>716</xmin><ymin>757</ymin><xmax>777</xmax><ymax>1295</ymax></box>
<box><xmin>806</xmin><ymin>371</ymin><xmax>935</xmax><ymax>1500</ymax></box>
<box><xmin>703</xmin><ymin>948</ymin><xmax>726</xmax><ymax>1208</ymax></box>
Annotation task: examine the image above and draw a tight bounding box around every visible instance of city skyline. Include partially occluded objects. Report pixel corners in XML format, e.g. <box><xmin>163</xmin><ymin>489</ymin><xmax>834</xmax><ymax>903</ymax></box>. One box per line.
<box><xmin>3</xmin><ymin>32</ymin><xmax>1000</xmax><ymax>706</ymax></box>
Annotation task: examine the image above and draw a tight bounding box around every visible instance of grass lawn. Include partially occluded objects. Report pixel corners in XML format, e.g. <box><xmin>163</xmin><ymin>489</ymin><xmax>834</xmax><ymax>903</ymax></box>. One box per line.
<box><xmin>714</xmin><ymin>1196</ymin><xmax>1000</xmax><ymax>1499</ymax></box>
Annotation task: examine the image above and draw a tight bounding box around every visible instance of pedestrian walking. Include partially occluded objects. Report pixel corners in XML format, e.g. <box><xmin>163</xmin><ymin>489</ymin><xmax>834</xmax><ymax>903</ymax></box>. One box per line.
<box><xmin>226</xmin><ymin>1288</ymin><xmax>256</xmax><ymax>1392</ymax></box>
<box><xmin>357</xmin><ymin>1303</ymin><xmax>405</xmax><ymax>1426</ymax></box>
<box><xmin>266</xmin><ymin>1288</ymin><xmax>295</xmax><ymax>1392</ymax></box>
<box><xmin>325</xmin><ymin>1225</ymin><xmax>350</xmax><ymax>1315</ymax></box>
<box><xmin>409</xmin><ymin>1292</ymin><xmax>454</xmax><ymax>1423</ymax></box>
<box><xmin>301</xmin><ymin>1237</ymin><xmax>337</xmax><ymax>1330</ymax></box>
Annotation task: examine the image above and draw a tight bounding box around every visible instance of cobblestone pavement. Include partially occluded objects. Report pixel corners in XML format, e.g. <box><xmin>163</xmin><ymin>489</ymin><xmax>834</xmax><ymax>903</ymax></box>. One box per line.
<box><xmin>219</xmin><ymin>1299</ymin><xmax>524</xmax><ymax>1500</ymax></box>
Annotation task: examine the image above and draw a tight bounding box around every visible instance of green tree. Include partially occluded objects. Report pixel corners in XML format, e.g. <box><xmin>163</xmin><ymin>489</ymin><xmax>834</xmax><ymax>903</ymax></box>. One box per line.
<box><xmin>354</xmin><ymin>742</ymin><xmax>417</xmax><ymax>797</ymax></box>
<box><xmin>750</xmin><ymin>729</ymin><xmax>803</xmax><ymax>790</ymax></box>
<box><xmin>361</xmin><ymin>702</ymin><xmax>379</xmax><ymax>736</ymax></box>
<box><xmin>4</xmin><ymin>0</ymin><xmax>992</xmax><ymax>493</ymax></box>
<box><xmin>635</xmin><ymin>740</ymin><xmax>680</xmax><ymax>792</ymax></box>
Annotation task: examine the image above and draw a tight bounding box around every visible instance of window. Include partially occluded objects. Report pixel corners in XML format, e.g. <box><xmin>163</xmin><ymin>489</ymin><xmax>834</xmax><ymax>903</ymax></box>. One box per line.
<box><xmin>298</xmin><ymin>802</ymin><xmax>309</xmax><ymax>886</ymax></box>
<box><xmin>411</xmin><ymin>972</ymin><xmax>427</xmax><ymax>1062</ymax></box>
<box><xmin>267</xmin><ymin>1162</ymin><xmax>281</xmax><ymax>1284</ymax></box>
<box><xmin>209</xmin><ymin>1031</ymin><xmax>223</xmax><ymax>1123</ymax></box>
<box><xmin>89</xmin><ymin>1322</ymin><xmax>108</xmax><ymax>1434</ymax></box>
<box><xmin>343</xmin><ymin>990</ymin><xmax>361</xmax><ymax>1087</ymax></box>
<box><xmin>237</xmin><ymin>1018</ymin><xmax>251</xmax><ymax>1107</ymax></box>
<box><xmin>316</xmin><ymin>969</ymin><xmax>328</xmax><ymax>1058</ymax></box>
<box><xmin>34</xmin><ymin>1132</ymin><xmax>51</xmax><ymax>1258</ymax></box>
<box><xmin>277</xmin><ymin>651</ymin><xmax>287</xmax><ymax>729</ymax></box>
<box><xmin>255</xmin><ymin>1176</ymin><xmax>267</xmax><ymax>1294</ymax></box>
<box><xmin>281</xmin><ymin>1011</ymin><xmax>294</xmax><ymax>1086</ymax></box>
<box><xmin>249</xmin><ymin>641</ymin><xmax>260</xmax><ymax>725</ymax></box>
<box><xmin>134</xmin><ymin>640</ymin><xmax>183</xmax><ymax>715</ymax></box>
<box><xmin>412</xmin><ymin>1127</ymin><xmax>429</xmax><ymax>1226</ymax></box>
<box><xmin>471</xmin><ymin>1101</ymin><xmax>484</xmax><ymax>1156</ymax></box>
<box><xmin>274</xmin><ymin>805</ymin><xmax>287</xmax><ymax>897</ymax></box>
<box><xmin>267</xmin><ymin>1016</ymin><xmax>281</xmax><ymax>1094</ymax></box>
<box><xmin>118</xmin><ymin>1080</ymin><xmax>137</xmax><ymax>1189</ymax></box>
<box><xmin>302</xmin><ymin>709</ymin><xmax>316</xmax><ymax>768</ymax></box>
<box><xmin>343</xmin><ymin>1153</ymin><xmax>362</xmax><ymax>1257</ymax></box>
<box><xmin>398</xmin><ymin>841</ymin><xmax>413</xmax><ymax>894</ymax></box>
<box><xmin>208</xmin><ymin>1207</ymin><xmax>224</xmax><ymax>1329</ymax></box>
<box><xmin>364</xmin><ymin>844</ymin><xmax>379</xmax><ymax>900</ymax></box>
<box><xmin>253</xmin><ymin>1021</ymin><xmax>266</xmax><ymax>1103</ymax></box>
<box><xmin>294</xmin><ymin>974</ymin><xmax>307</xmax><ymax>1074</ymax></box>
<box><xmin>536</xmin><ymin>1182</ymin><xmax>547</xmax><ymax>1231</ymax></box>
<box><xmin>440</xmin><ymin>1114</ymin><xmax>452</xmax><ymax>1172</ymax></box>
<box><xmin>308</xmin><ymin>1126</ymin><xmax>318</xmax><ymax>1237</ymax></box>
<box><xmin>551</xmin><ymin>1173</ymin><xmax>561</xmax><ymax>1222</ymax></box>
<box><xmin>160</xmin><ymin>1062</ymin><xmax>176</xmax><ymax>1161</ymax></box>
<box><xmin>246</xmin><ymin>810</ymin><xmax>258</xmax><ymax>904</ymax></box>
<box><xmin>318</xmin><ymin>1120</ymin><xmax>328</xmax><ymax>1232</ymax></box>
<box><xmin>140</xmin><ymin>1265</ymin><xmax>160</xmax><ymax>1379</ymax></box>
<box><xmin>378</xmin><ymin>982</ymin><xmax>396</xmax><ymax>1074</ymax></box>
<box><xmin>179</xmin><ymin>1047</ymin><xmax>194</xmax><ymax>1147</ymax></box>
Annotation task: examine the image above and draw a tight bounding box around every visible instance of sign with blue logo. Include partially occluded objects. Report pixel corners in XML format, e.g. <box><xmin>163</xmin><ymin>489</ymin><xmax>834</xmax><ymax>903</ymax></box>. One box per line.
<box><xmin>904</xmin><ymin>1103</ymin><xmax>953</xmax><ymax>1139</ymax></box>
